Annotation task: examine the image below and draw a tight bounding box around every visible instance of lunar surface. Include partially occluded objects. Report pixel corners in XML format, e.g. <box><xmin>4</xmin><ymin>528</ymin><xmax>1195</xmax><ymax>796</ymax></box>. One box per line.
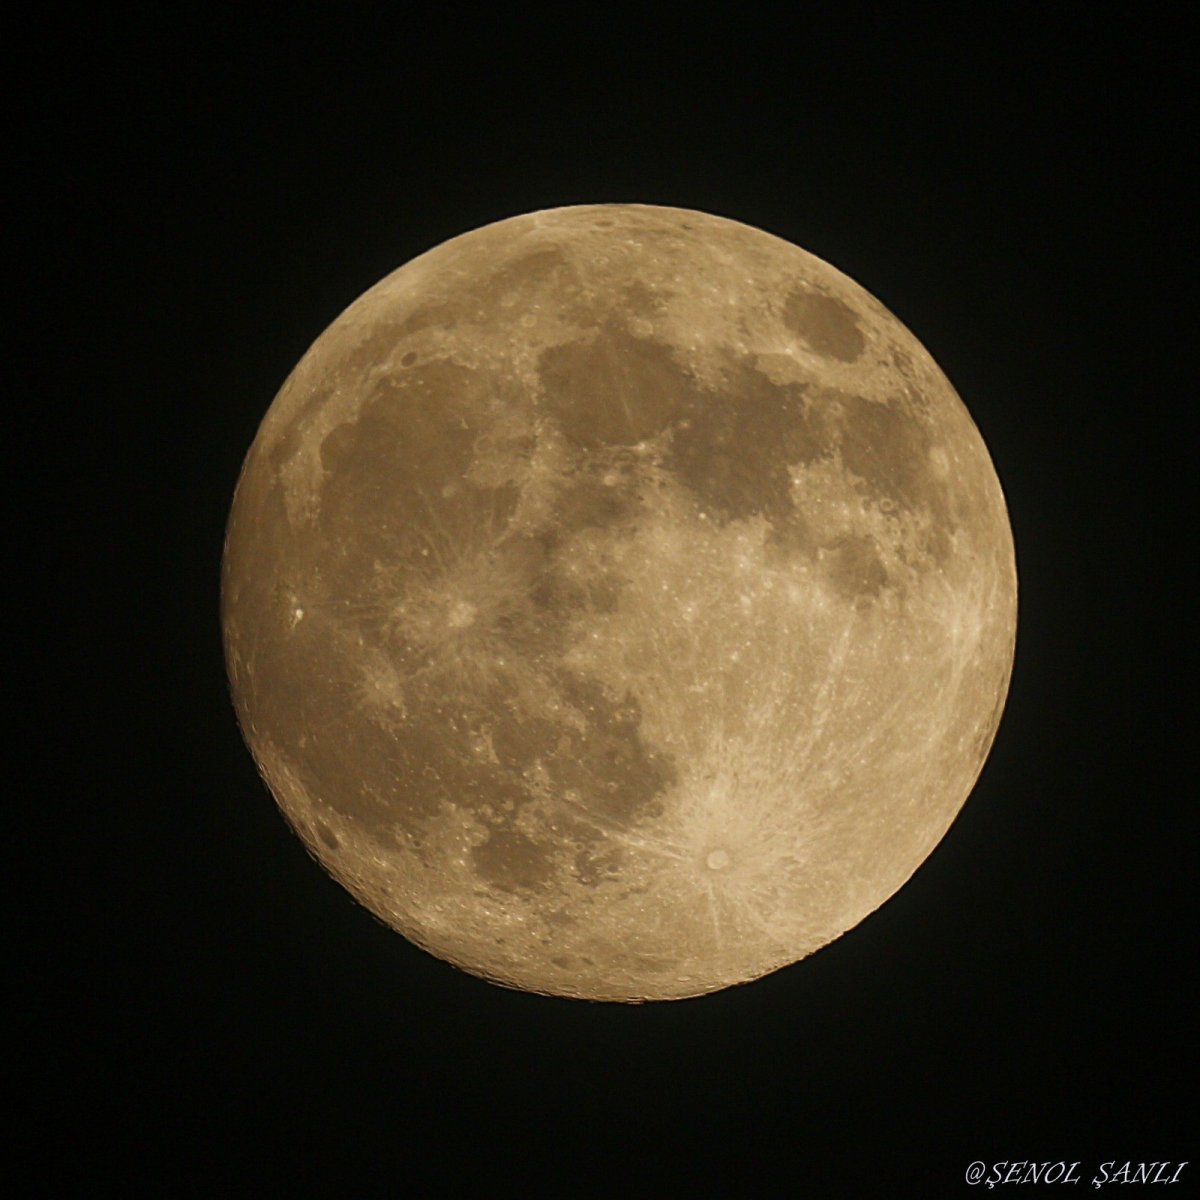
<box><xmin>222</xmin><ymin>204</ymin><xmax>1017</xmax><ymax>1001</ymax></box>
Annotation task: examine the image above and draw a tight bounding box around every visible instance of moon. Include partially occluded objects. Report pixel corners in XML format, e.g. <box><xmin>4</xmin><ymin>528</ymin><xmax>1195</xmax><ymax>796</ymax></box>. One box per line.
<box><xmin>222</xmin><ymin>204</ymin><xmax>1017</xmax><ymax>1002</ymax></box>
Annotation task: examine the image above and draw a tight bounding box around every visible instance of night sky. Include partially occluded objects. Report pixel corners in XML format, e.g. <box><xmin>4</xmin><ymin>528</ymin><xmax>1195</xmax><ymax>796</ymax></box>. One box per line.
<box><xmin>19</xmin><ymin>9</ymin><xmax>1191</xmax><ymax>1195</ymax></box>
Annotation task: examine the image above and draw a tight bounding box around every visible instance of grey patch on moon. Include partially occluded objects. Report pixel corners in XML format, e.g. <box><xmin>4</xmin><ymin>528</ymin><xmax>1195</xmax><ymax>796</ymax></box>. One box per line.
<box><xmin>783</xmin><ymin>286</ymin><xmax>867</xmax><ymax>362</ymax></box>
<box><xmin>537</xmin><ymin>322</ymin><xmax>689</xmax><ymax>451</ymax></box>
<box><xmin>222</xmin><ymin>203</ymin><xmax>1017</xmax><ymax>1002</ymax></box>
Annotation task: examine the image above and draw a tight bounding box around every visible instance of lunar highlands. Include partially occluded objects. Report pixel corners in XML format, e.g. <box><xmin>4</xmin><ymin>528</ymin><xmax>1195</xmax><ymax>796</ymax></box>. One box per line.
<box><xmin>222</xmin><ymin>205</ymin><xmax>1017</xmax><ymax>1001</ymax></box>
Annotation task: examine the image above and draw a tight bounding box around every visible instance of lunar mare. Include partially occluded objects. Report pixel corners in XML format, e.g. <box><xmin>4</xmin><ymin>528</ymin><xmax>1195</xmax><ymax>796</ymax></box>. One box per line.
<box><xmin>222</xmin><ymin>204</ymin><xmax>1017</xmax><ymax>1001</ymax></box>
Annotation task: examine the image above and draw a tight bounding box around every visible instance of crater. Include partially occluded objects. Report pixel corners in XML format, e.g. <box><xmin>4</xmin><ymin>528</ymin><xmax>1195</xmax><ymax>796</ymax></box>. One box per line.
<box><xmin>446</xmin><ymin>600</ymin><xmax>477</xmax><ymax>629</ymax></box>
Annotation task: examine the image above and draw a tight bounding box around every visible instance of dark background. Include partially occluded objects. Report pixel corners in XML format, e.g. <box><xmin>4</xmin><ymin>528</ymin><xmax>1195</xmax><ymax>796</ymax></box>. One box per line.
<box><xmin>18</xmin><ymin>8</ymin><xmax>1191</xmax><ymax>1195</ymax></box>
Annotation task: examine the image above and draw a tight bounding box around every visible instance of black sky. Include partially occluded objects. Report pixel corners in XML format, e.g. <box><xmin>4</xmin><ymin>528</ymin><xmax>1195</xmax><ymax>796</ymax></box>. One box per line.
<box><xmin>18</xmin><ymin>8</ymin><xmax>1192</xmax><ymax>1195</ymax></box>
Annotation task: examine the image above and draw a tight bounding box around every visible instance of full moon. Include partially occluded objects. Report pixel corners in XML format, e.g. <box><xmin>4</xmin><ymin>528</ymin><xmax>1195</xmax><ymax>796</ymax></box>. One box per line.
<box><xmin>222</xmin><ymin>204</ymin><xmax>1017</xmax><ymax>1001</ymax></box>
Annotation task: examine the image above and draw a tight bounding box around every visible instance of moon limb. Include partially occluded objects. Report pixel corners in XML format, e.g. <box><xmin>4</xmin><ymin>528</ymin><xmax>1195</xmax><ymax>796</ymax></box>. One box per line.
<box><xmin>222</xmin><ymin>203</ymin><xmax>1017</xmax><ymax>1001</ymax></box>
